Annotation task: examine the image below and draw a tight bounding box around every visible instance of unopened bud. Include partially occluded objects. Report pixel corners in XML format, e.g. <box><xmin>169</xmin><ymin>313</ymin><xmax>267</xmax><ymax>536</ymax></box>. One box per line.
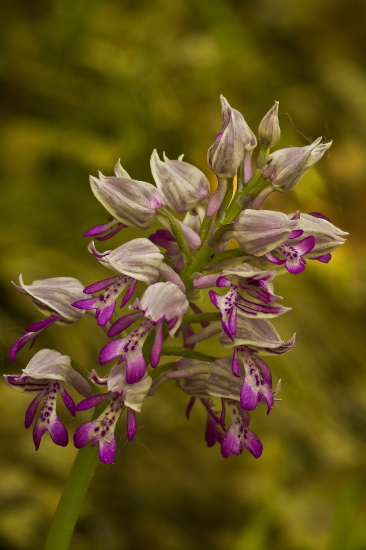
<box><xmin>208</xmin><ymin>95</ymin><xmax>257</xmax><ymax>178</ymax></box>
<box><xmin>150</xmin><ymin>150</ymin><xmax>210</xmax><ymax>213</ymax></box>
<box><xmin>263</xmin><ymin>137</ymin><xmax>332</xmax><ymax>192</ymax></box>
<box><xmin>258</xmin><ymin>101</ymin><xmax>281</xmax><ymax>147</ymax></box>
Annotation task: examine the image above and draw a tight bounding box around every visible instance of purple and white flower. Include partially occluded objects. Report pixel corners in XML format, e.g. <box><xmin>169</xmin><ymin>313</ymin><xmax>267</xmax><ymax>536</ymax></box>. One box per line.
<box><xmin>206</xmin><ymin>264</ymin><xmax>289</xmax><ymax>340</ymax></box>
<box><xmin>233</xmin><ymin>209</ymin><xmax>298</xmax><ymax>256</ymax></box>
<box><xmin>99</xmin><ymin>282</ymin><xmax>189</xmax><ymax>383</ymax></box>
<box><xmin>74</xmin><ymin>364</ymin><xmax>152</xmax><ymax>464</ymax></box>
<box><xmin>9</xmin><ymin>276</ymin><xmax>86</xmax><ymax>361</ymax></box>
<box><xmin>233</xmin><ymin>209</ymin><xmax>346</xmax><ymax>274</ymax></box>
<box><xmin>4</xmin><ymin>349</ymin><xmax>92</xmax><ymax>449</ymax></box>
<box><xmin>208</xmin><ymin>95</ymin><xmax>257</xmax><ymax>179</ymax></box>
<box><xmin>72</xmin><ymin>239</ymin><xmax>164</xmax><ymax>326</ymax></box>
<box><xmin>166</xmin><ymin>357</ymin><xmax>263</xmax><ymax>458</ymax></box>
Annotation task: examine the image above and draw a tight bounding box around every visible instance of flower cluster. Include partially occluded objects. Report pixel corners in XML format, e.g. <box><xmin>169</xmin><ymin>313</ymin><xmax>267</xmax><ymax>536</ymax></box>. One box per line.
<box><xmin>4</xmin><ymin>96</ymin><xmax>347</xmax><ymax>464</ymax></box>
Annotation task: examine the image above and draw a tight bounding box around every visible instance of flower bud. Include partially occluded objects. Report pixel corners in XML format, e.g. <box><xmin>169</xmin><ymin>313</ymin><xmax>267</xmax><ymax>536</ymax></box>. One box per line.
<box><xmin>89</xmin><ymin>167</ymin><xmax>165</xmax><ymax>230</ymax></box>
<box><xmin>258</xmin><ymin>101</ymin><xmax>281</xmax><ymax>147</ymax></box>
<box><xmin>208</xmin><ymin>95</ymin><xmax>257</xmax><ymax>178</ymax></box>
<box><xmin>150</xmin><ymin>150</ymin><xmax>210</xmax><ymax>213</ymax></box>
<box><xmin>263</xmin><ymin>138</ymin><xmax>332</xmax><ymax>192</ymax></box>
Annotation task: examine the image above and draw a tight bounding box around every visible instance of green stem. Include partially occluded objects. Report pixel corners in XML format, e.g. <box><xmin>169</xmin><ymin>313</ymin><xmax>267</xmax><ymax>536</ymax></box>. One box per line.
<box><xmin>162</xmin><ymin>346</ymin><xmax>217</xmax><ymax>362</ymax></box>
<box><xmin>206</xmin><ymin>248</ymin><xmax>249</xmax><ymax>265</ymax></box>
<box><xmin>44</xmin><ymin>445</ymin><xmax>99</xmax><ymax>550</ymax></box>
<box><xmin>182</xmin><ymin>312</ymin><xmax>221</xmax><ymax>324</ymax></box>
<box><xmin>179</xmin><ymin>241</ymin><xmax>216</xmax><ymax>289</ymax></box>
<box><xmin>199</xmin><ymin>213</ymin><xmax>213</xmax><ymax>244</ymax></box>
<box><xmin>222</xmin><ymin>172</ymin><xmax>271</xmax><ymax>225</ymax></box>
<box><xmin>44</xmin><ymin>398</ymin><xmax>105</xmax><ymax>550</ymax></box>
<box><xmin>216</xmin><ymin>177</ymin><xmax>234</xmax><ymax>223</ymax></box>
<box><xmin>158</xmin><ymin>207</ymin><xmax>192</xmax><ymax>265</ymax></box>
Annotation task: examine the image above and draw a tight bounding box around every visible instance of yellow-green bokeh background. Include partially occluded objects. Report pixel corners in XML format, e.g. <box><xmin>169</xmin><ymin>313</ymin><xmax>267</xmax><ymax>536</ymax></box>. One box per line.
<box><xmin>1</xmin><ymin>1</ymin><xmax>366</xmax><ymax>549</ymax></box>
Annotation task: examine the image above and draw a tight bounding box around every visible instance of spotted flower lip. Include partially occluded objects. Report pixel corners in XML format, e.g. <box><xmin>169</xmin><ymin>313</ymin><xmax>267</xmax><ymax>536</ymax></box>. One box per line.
<box><xmin>131</xmin><ymin>281</ymin><xmax>189</xmax><ymax>337</ymax></box>
<box><xmin>99</xmin><ymin>282</ymin><xmax>188</xmax><ymax>383</ymax></box>
<box><xmin>89</xmin><ymin>166</ymin><xmax>165</xmax><ymax>229</ymax></box>
<box><xmin>263</xmin><ymin>137</ymin><xmax>332</xmax><ymax>192</ymax></box>
<box><xmin>72</xmin><ymin>240</ymin><xmax>168</xmax><ymax>326</ymax></box>
<box><xmin>265</xmin><ymin>236</ymin><xmax>315</xmax><ymax>274</ymax></box>
<box><xmin>4</xmin><ymin>349</ymin><xmax>91</xmax><ymax>450</ymax></box>
<box><xmin>221</xmin><ymin>401</ymin><xmax>262</xmax><ymax>459</ymax></box>
<box><xmin>166</xmin><ymin>358</ymin><xmax>262</xmax><ymax>458</ymax></box>
<box><xmin>74</xmin><ymin>365</ymin><xmax>152</xmax><ymax>464</ymax></box>
<box><xmin>150</xmin><ymin>150</ymin><xmax>210</xmax><ymax>213</ymax></box>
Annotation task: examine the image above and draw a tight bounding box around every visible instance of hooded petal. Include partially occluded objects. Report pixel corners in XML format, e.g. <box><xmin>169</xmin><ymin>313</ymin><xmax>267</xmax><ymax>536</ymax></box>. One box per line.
<box><xmin>89</xmin><ymin>171</ymin><xmax>165</xmax><ymax>229</ymax></box>
<box><xmin>88</xmin><ymin>239</ymin><xmax>164</xmax><ymax>285</ymax></box>
<box><xmin>13</xmin><ymin>275</ymin><xmax>85</xmax><ymax>322</ymax></box>
<box><xmin>23</xmin><ymin>349</ymin><xmax>76</xmax><ymax>385</ymax></box>
<box><xmin>151</xmin><ymin>150</ymin><xmax>210</xmax><ymax>213</ymax></box>
<box><xmin>220</xmin><ymin>317</ymin><xmax>286</xmax><ymax>350</ymax></box>
<box><xmin>134</xmin><ymin>282</ymin><xmax>189</xmax><ymax>336</ymax></box>
<box><xmin>233</xmin><ymin>210</ymin><xmax>296</xmax><ymax>256</ymax></box>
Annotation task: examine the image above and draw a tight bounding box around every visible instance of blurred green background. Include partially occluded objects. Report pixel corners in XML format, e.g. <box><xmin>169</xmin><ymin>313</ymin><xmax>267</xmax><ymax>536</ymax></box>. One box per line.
<box><xmin>1</xmin><ymin>0</ymin><xmax>366</xmax><ymax>549</ymax></box>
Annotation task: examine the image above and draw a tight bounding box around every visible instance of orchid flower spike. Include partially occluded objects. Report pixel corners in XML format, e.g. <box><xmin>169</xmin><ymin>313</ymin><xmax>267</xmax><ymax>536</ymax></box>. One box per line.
<box><xmin>4</xmin><ymin>95</ymin><xmax>347</xmax><ymax>466</ymax></box>
<box><xmin>4</xmin><ymin>349</ymin><xmax>92</xmax><ymax>449</ymax></box>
